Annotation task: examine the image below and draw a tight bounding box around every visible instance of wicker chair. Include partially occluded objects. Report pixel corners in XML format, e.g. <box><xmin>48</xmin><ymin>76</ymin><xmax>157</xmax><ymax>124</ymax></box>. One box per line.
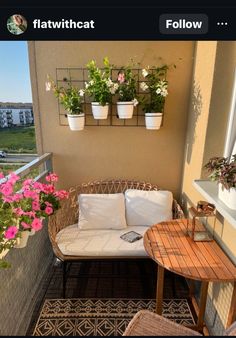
<box><xmin>48</xmin><ymin>179</ymin><xmax>184</xmax><ymax>297</ymax></box>
<box><xmin>123</xmin><ymin>310</ymin><xmax>236</xmax><ymax>336</ymax></box>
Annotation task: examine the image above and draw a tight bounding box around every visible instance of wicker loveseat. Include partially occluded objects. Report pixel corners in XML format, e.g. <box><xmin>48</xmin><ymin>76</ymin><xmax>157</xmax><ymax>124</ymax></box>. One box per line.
<box><xmin>48</xmin><ymin>179</ymin><xmax>184</xmax><ymax>297</ymax></box>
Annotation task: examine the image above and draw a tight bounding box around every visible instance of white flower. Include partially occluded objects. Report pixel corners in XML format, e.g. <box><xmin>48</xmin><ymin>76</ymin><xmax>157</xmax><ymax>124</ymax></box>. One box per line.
<box><xmin>142</xmin><ymin>69</ymin><xmax>148</xmax><ymax>78</ymax></box>
<box><xmin>109</xmin><ymin>87</ymin><xmax>116</xmax><ymax>94</ymax></box>
<box><xmin>105</xmin><ymin>78</ymin><xmax>113</xmax><ymax>87</ymax></box>
<box><xmin>89</xmin><ymin>80</ymin><xmax>94</xmax><ymax>86</ymax></box>
<box><xmin>156</xmin><ymin>88</ymin><xmax>161</xmax><ymax>94</ymax></box>
<box><xmin>85</xmin><ymin>82</ymin><xmax>89</xmax><ymax>89</ymax></box>
<box><xmin>132</xmin><ymin>98</ymin><xmax>139</xmax><ymax>107</ymax></box>
<box><xmin>45</xmin><ymin>81</ymin><xmax>52</xmax><ymax>91</ymax></box>
<box><xmin>161</xmin><ymin>89</ymin><xmax>168</xmax><ymax>97</ymax></box>
<box><xmin>113</xmin><ymin>83</ymin><xmax>119</xmax><ymax>91</ymax></box>
<box><xmin>140</xmin><ymin>82</ymin><xmax>148</xmax><ymax>91</ymax></box>
<box><xmin>79</xmin><ymin>89</ymin><xmax>85</xmax><ymax>97</ymax></box>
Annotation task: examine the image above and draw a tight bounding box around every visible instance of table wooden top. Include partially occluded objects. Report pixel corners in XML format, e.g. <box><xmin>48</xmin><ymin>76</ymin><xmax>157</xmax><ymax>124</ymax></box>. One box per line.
<box><xmin>144</xmin><ymin>219</ymin><xmax>236</xmax><ymax>282</ymax></box>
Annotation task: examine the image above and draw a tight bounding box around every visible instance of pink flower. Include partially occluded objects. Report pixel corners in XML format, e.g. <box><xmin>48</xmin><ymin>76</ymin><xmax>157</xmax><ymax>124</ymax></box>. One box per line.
<box><xmin>32</xmin><ymin>201</ymin><xmax>40</xmax><ymax>211</ymax></box>
<box><xmin>23</xmin><ymin>179</ymin><xmax>34</xmax><ymax>186</ymax></box>
<box><xmin>5</xmin><ymin>226</ymin><xmax>18</xmax><ymax>239</ymax></box>
<box><xmin>45</xmin><ymin>206</ymin><xmax>53</xmax><ymax>215</ymax></box>
<box><xmin>25</xmin><ymin>211</ymin><xmax>36</xmax><ymax>218</ymax></box>
<box><xmin>118</xmin><ymin>72</ymin><xmax>125</xmax><ymax>83</ymax></box>
<box><xmin>33</xmin><ymin>182</ymin><xmax>43</xmax><ymax>190</ymax></box>
<box><xmin>13</xmin><ymin>207</ymin><xmax>25</xmax><ymax>216</ymax></box>
<box><xmin>1</xmin><ymin>182</ymin><xmax>13</xmax><ymax>196</ymax></box>
<box><xmin>42</xmin><ymin>184</ymin><xmax>55</xmax><ymax>194</ymax></box>
<box><xmin>12</xmin><ymin>193</ymin><xmax>23</xmax><ymax>202</ymax></box>
<box><xmin>24</xmin><ymin>190</ymin><xmax>38</xmax><ymax>199</ymax></box>
<box><xmin>54</xmin><ymin>190</ymin><xmax>69</xmax><ymax>199</ymax></box>
<box><xmin>3</xmin><ymin>196</ymin><xmax>13</xmax><ymax>203</ymax></box>
<box><xmin>0</xmin><ymin>172</ymin><xmax>4</xmax><ymax>179</ymax></box>
<box><xmin>46</xmin><ymin>173</ymin><xmax>58</xmax><ymax>182</ymax></box>
<box><xmin>8</xmin><ymin>173</ymin><xmax>20</xmax><ymax>184</ymax></box>
<box><xmin>31</xmin><ymin>218</ymin><xmax>43</xmax><ymax>231</ymax></box>
<box><xmin>21</xmin><ymin>221</ymin><xmax>30</xmax><ymax>229</ymax></box>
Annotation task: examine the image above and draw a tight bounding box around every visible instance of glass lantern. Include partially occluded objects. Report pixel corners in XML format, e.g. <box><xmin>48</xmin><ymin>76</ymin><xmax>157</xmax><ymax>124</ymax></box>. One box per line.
<box><xmin>186</xmin><ymin>201</ymin><xmax>216</xmax><ymax>241</ymax></box>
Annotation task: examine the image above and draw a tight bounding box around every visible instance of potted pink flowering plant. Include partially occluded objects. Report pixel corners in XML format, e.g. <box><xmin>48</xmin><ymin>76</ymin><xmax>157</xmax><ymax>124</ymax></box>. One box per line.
<box><xmin>0</xmin><ymin>172</ymin><xmax>68</xmax><ymax>268</ymax></box>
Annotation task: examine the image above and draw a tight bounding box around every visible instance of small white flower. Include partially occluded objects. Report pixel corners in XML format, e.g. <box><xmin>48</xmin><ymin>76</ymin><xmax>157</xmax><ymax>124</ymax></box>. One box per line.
<box><xmin>85</xmin><ymin>82</ymin><xmax>89</xmax><ymax>89</ymax></box>
<box><xmin>89</xmin><ymin>80</ymin><xmax>94</xmax><ymax>85</ymax></box>
<box><xmin>45</xmin><ymin>81</ymin><xmax>52</xmax><ymax>91</ymax></box>
<box><xmin>142</xmin><ymin>69</ymin><xmax>148</xmax><ymax>78</ymax></box>
<box><xmin>132</xmin><ymin>98</ymin><xmax>139</xmax><ymax>107</ymax></box>
<box><xmin>109</xmin><ymin>87</ymin><xmax>116</xmax><ymax>94</ymax></box>
<box><xmin>113</xmin><ymin>83</ymin><xmax>119</xmax><ymax>91</ymax></box>
<box><xmin>156</xmin><ymin>88</ymin><xmax>161</xmax><ymax>94</ymax></box>
<box><xmin>79</xmin><ymin>89</ymin><xmax>85</xmax><ymax>97</ymax></box>
<box><xmin>140</xmin><ymin>82</ymin><xmax>148</xmax><ymax>91</ymax></box>
<box><xmin>161</xmin><ymin>89</ymin><xmax>168</xmax><ymax>97</ymax></box>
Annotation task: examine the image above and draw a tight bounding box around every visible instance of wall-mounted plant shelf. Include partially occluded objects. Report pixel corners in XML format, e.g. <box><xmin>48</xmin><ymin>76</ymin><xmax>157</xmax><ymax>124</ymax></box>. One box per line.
<box><xmin>56</xmin><ymin>67</ymin><xmax>165</xmax><ymax>128</ymax></box>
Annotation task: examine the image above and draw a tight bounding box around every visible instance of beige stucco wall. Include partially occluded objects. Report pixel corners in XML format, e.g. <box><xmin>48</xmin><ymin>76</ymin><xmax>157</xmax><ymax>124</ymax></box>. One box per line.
<box><xmin>28</xmin><ymin>41</ymin><xmax>194</xmax><ymax>197</ymax></box>
<box><xmin>181</xmin><ymin>41</ymin><xmax>236</xmax><ymax>334</ymax></box>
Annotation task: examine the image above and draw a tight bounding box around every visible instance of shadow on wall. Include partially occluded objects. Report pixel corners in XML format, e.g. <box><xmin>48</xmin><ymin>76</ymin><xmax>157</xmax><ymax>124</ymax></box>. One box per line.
<box><xmin>186</xmin><ymin>80</ymin><xmax>203</xmax><ymax>164</ymax></box>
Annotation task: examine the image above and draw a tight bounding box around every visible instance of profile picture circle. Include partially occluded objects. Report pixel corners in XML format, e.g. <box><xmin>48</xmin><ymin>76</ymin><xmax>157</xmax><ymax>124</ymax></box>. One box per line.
<box><xmin>7</xmin><ymin>14</ymin><xmax>27</xmax><ymax>35</ymax></box>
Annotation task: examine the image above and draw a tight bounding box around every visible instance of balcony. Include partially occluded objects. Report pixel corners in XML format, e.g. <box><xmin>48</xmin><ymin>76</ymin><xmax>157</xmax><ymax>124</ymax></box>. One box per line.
<box><xmin>0</xmin><ymin>40</ymin><xmax>236</xmax><ymax>337</ymax></box>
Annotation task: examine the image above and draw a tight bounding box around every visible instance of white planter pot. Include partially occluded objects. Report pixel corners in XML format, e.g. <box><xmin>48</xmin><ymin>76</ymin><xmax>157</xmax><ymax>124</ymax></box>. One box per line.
<box><xmin>67</xmin><ymin>114</ymin><xmax>85</xmax><ymax>131</ymax></box>
<box><xmin>29</xmin><ymin>229</ymin><xmax>36</xmax><ymax>236</ymax></box>
<box><xmin>14</xmin><ymin>231</ymin><xmax>30</xmax><ymax>249</ymax></box>
<box><xmin>91</xmin><ymin>102</ymin><xmax>109</xmax><ymax>119</ymax></box>
<box><xmin>218</xmin><ymin>185</ymin><xmax>236</xmax><ymax>210</ymax></box>
<box><xmin>145</xmin><ymin>113</ymin><xmax>163</xmax><ymax>130</ymax></box>
<box><xmin>117</xmin><ymin>101</ymin><xmax>134</xmax><ymax>119</ymax></box>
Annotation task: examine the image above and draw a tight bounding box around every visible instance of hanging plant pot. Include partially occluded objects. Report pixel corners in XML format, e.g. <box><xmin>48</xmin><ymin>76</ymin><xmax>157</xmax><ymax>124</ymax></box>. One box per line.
<box><xmin>145</xmin><ymin>112</ymin><xmax>163</xmax><ymax>130</ymax></box>
<box><xmin>14</xmin><ymin>231</ymin><xmax>30</xmax><ymax>249</ymax></box>
<box><xmin>117</xmin><ymin>101</ymin><xmax>134</xmax><ymax>119</ymax></box>
<box><xmin>91</xmin><ymin>102</ymin><xmax>109</xmax><ymax>119</ymax></box>
<box><xmin>218</xmin><ymin>184</ymin><xmax>236</xmax><ymax>210</ymax></box>
<box><xmin>67</xmin><ymin>113</ymin><xmax>85</xmax><ymax>131</ymax></box>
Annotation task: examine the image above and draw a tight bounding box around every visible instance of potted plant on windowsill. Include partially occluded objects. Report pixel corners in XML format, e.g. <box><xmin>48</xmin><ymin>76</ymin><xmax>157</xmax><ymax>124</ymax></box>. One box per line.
<box><xmin>46</xmin><ymin>76</ymin><xmax>85</xmax><ymax>131</ymax></box>
<box><xmin>140</xmin><ymin>66</ymin><xmax>169</xmax><ymax>130</ymax></box>
<box><xmin>0</xmin><ymin>171</ymin><xmax>69</xmax><ymax>268</ymax></box>
<box><xmin>204</xmin><ymin>154</ymin><xmax>236</xmax><ymax>209</ymax></box>
<box><xmin>115</xmin><ymin>64</ymin><xmax>139</xmax><ymax>119</ymax></box>
<box><xmin>86</xmin><ymin>57</ymin><xmax>117</xmax><ymax>119</ymax></box>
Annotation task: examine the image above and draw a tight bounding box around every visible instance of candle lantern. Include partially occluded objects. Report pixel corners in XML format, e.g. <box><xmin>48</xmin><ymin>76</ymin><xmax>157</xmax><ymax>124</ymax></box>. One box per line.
<box><xmin>186</xmin><ymin>201</ymin><xmax>216</xmax><ymax>241</ymax></box>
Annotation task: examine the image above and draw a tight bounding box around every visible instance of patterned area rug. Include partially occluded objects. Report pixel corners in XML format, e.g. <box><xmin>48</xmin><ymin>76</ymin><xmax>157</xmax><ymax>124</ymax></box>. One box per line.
<box><xmin>33</xmin><ymin>298</ymin><xmax>195</xmax><ymax>336</ymax></box>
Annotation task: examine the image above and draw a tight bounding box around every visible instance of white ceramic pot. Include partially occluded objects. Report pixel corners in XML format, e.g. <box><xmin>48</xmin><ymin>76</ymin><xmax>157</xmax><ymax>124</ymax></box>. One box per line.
<box><xmin>145</xmin><ymin>113</ymin><xmax>163</xmax><ymax>130</ymax></box>
<box><xmin>117</xmin><ymin>101</ymin><xmax>134</xmax><ymax>119</ymax></box>
<box><xmin>29</xmin><ymin>229</ymin><xmax>36</xmax><ymax>236</ymax></box>
<box><xmin>218</xmin><ymin>184</ymin><xmax>236</xmax><ymax>210</ymax></box>
<box><xmin>15</xmin><ymin>231</ymin><xmax>30</xmax><ymax>249</ymax></box>
<box><xmin>91</xmin><ymin>102</ymin><xmax>109</xmax><ymax>119</ymax></box>
<box><xmin>67</xmin><ymin>114</ymin><xmax>85</xmax><ymax>131</ymax></box>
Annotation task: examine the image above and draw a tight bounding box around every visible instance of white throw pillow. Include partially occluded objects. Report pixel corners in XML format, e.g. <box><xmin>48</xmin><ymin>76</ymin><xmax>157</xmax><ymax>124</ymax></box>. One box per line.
<box><xmin>125</xmin><ymin>189</ymin><xmax>173</xmax><ymax>226</ymax></box>
<box><xmin>78</xmin><ymin>193</ymin><xmax>127</xmax><ymax>230</ymax></box>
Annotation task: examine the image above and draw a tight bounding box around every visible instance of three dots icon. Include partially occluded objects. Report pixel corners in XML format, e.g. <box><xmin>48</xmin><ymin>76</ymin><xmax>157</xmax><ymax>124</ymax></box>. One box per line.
<box><xmin>217</xmin><ymin>22</ymin><xmax>228</xmax><ymax>26</ymax></box>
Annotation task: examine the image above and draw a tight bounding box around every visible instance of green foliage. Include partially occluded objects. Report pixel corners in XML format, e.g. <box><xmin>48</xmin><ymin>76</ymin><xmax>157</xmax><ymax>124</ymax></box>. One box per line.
<box><xmin>140</xmin><ymin>65</ymin><xmax>169</xmax><ymax>114</ymax></box>
<box><xmin>86</xmin><ymin>57</ymin><xmax>115</xmax><ymax>105</ymax></box>
<box><xmin>0</xmin><ymin>127</ymin><xmax>36</xmax><ymax>153</ymax></box>
<box><xmin>204</xmin><ymin>154</ymin><xmax>236</xmax><ymax>190</ymax></box>
<box><xmin>53</xmin><ymin>83</ymin><xmax>84</xmax><ymax>114</ymax></box>
<box><xmin>116</xmin><ymin>63</ymin><xmax>137</xmax><ymax>101</ymax></box>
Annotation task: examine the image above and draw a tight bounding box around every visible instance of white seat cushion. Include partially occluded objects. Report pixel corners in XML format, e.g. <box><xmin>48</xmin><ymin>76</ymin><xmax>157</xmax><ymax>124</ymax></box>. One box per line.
<box><xmin>125</xmin><ymin>189</ymin><xmax>173</xmax><ymax>226</ymax></box>
<box><xmin>78</xmin><ymin>193</ymin><xmax>127</xmax><ymax>230</ymax></box>
<box><xmin>56</xmin><ymin>224</ymin><xmax>149</xmax><ymax>257</ymax></box>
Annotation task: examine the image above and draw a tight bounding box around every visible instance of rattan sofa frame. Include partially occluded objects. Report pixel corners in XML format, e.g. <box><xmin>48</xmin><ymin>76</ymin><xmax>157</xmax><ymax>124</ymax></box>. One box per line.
<box><xmin>48</xmin><ymin>179</ymin><xmax>185</xmax><ymax>297</ymax></box>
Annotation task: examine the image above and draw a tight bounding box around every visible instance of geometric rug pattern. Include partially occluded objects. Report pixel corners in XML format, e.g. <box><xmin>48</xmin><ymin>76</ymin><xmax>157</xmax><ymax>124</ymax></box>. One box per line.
<box><xmin>33</xmin><ymin>298</ymin><xmax>195</xmax><ymax>336</ymax></box>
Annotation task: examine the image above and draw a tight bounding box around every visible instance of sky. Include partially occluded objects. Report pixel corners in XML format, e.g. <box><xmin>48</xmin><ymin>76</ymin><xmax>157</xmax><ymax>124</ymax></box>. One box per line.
<box><xmin>0</xmin><ymin>41</ymin><xmax>32</xmax><ymax>103</ymax></box>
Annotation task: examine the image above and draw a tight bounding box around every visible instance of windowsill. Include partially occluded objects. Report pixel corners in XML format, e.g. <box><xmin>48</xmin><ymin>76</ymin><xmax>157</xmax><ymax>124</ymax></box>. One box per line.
<box><xmin>193</xmin><ymin>179</ymin><xmax>236</xmax><ymax>229</ymax></box>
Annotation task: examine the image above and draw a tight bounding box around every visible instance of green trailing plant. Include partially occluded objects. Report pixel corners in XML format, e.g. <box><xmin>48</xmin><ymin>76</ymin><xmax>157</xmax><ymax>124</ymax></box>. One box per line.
<box><xmin>86</xmin><ymin>57</ymin><xmax>117</xmax><ymax>105</ymax></box>
<box><xmin>46</xmin><ymin>76</ymin><xmax>84</xmax><ymax>114</ymax></box>
<box><xmin>204</xmin><ymin>154</ymin><xmax>236</xmax><ymax>190</ymax></box>
<box><xmin>140</xmin><ymin>65</ymin><xmax>170</xmax><ymax>114</ymax></box>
